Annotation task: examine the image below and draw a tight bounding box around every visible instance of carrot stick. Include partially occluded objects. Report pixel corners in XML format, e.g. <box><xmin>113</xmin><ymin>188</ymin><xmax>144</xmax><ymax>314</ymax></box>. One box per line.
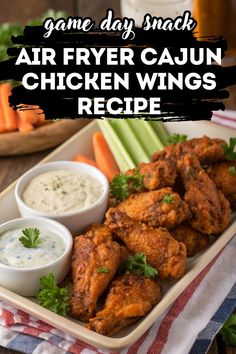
<box><xmin>93</xmin><ymin>132</ymin><xmax>120</xmax><ymax>181</ymax></box>
<box><xmin>17</xmin><ymin>110</ymin><xmax>34</xmax><ymax>133</ymax></box>
<box><xmin>0</xmin><ymin>82</ymin><xmax>18</xmax><ymax>131</ymax></box>
<box><xmin>73</xmin><ymin>154</ymin><xmax>98</xmax><ymax>168</ymax></box>
<box><xmin>27</xmin><ymin>105</ymin><xmax>46</xmax><ymax>125</ymax></box>
<box><xmin>0</xmin><ymin>86</ymin><xmax>6</xmax><ymax>132</ymax></box>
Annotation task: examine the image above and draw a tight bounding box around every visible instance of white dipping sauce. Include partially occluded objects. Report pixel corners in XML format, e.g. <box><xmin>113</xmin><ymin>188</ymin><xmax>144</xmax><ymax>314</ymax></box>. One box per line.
<box><xmin>22</xmin><ymin>170</ymin><xmax>104</xmax><ymax>214</ymax></box>
<box><xmin>0</xmin><ymin>228</ymin><xmax>65</xmax><ymax>268</ymax></box>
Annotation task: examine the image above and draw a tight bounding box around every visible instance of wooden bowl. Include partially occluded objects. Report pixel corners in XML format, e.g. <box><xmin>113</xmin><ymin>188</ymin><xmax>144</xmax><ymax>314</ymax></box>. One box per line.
<box><xmin>0</xmin><ymin>119</ymin><xmax>90</xmax><ymax>156</ymax></box>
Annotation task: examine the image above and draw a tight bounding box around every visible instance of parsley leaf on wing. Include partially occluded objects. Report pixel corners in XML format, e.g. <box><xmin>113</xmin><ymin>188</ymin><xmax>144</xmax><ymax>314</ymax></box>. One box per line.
<box><xmin>222</xmin><ymin>138</ymin><xmax>236</xmax><ymax>160</ymax></box>
<box><xmin>97</xmin><ymin>266</ymin><xmax>109</xmax><ymax>273</ymax></box>
<box><xmin>162</xmin><ymin>193</ymin><xmax>174</xmax><ymax>204</ymax></box>
<box><xmin>130</xmin><ymin>171</ymin><xmax>143</xmax><ymax>191</ymax></box>
<box><xmin>19</xmin><ymin>228</ymin><xmax>43</xmax><ymax>248</ymax></box>
<box><xmin>37</xmin><ymin>273</ymin><xmax>69</xmax><ymax>317</ymax></box>
<box><xmin>228</xmin><ymin>166</ymin><xmax>236</xmax><ymax>176</ymax></box>
<box><xmin>111</xmin><ymin>171</ymin><xmax>143</xmax><ymax>201</ymax></box>
<box><xmin>167</xmin><ymin>134</ymin><xmax>188</xmax><ymax>145</ymax></box>
<box><xmin>121</xmin><ymin>253</ymin><xmax>158</xmax><ymax>278</ymax></box>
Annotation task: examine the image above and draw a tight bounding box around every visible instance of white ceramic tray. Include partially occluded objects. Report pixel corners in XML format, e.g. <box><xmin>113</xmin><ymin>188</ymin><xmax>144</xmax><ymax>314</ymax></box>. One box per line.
<box><xmin>0</xmin><ymin>120</ymin><xmax>235</xmax><ymax>352</ymax></box>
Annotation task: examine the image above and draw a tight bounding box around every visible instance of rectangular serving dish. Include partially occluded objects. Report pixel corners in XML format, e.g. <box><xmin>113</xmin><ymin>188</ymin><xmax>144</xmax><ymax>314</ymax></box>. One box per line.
<box><xmin>0</xmin><ymin>120</ymin><xmax>235</xmax><ymax>352</ymax></box>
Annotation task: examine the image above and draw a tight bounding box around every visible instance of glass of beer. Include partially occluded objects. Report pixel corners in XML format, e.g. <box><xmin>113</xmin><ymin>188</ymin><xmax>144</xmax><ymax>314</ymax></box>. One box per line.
<box><xmin>194</xmin><ymin>0</ymin><xmax>236</xmax><ymax>109</ymax></box>
<box><xmin>194</xmin><ymin>0</ymin><xmax>236</xmax><ymax>56</ymax></box>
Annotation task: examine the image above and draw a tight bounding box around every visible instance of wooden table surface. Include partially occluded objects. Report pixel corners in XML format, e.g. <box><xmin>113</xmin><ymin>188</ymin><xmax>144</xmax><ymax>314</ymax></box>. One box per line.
<box><xmin>0</xmin><ymin>0</ymin><xmax>235</xmax><ymax>353</ymax></box>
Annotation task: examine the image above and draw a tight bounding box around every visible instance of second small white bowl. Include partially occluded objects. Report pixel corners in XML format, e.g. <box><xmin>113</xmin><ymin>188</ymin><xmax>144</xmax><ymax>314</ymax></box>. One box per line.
<box><xmin>15</xmin><ymin>161</ymin><xmax>110</xmax><ymax>235</ymax></box>
<box><xmin>0</xmin><ymin>217</ymin><xmax>73</xmax><ymax>296</ymax></box>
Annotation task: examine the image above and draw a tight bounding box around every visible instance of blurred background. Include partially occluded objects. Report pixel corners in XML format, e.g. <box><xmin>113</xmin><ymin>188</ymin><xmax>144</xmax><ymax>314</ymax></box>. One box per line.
<box><xmin>0</xmin><ymin>0</ymin><xmax>235</xmax><ymax>54</ymax></box>
<box><xmin>0</xmin><ymin>0</ymin><xmax>235</xmax><ymax>50</ymax></box>
<box><xmin>0</xmin><ymin>0</ymin><xmax>119</xmax><ymax>24</ymax></box>
<box><xmin>0</xmin><ymin>0</ymin><xmax>234</xmax><ymax>109</ymax></box>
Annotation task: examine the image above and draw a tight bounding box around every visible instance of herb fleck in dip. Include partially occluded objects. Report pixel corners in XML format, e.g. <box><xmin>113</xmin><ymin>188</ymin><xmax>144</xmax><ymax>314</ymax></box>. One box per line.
<box><xmin>22</xmin><ymin>170</ymin><xmax>103</xmax><ymax>214</ymax></box>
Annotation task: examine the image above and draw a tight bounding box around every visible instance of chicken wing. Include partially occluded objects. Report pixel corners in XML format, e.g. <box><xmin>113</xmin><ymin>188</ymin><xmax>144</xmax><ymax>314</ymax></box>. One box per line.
<box><xmin>105</xmin><ymin>208</ymin><xmax>187</xmax><ymax>279</ymax></box>
<box><xmin>87</xmin><ymin>273</ymin><xmax>161</xmax><ymax>336</ymax></box>
<box><xmin>138</xmin><ymin>160</ymin><xmax>177</xmax><ymax>190</ymax></box>
<box><xmin>117</xmin><ymin>188</ymin><xmax>191</xmax><ymax>229</ymax></box>
<box><xmin>172</xmin><ymin>223</ymin><xmax>210</xmax><ymax>257</ymax></box>
<box><xmin>206</xmin><ymin>161</ymin><xmax>236</xmax><ymax>208</ymax></box>
<box><xmin>152</xmin><ymin>136</ymin><xmax>226</xmax><ymax>164</ymax></box>
<box><xmin>69</xmin><ymin>224</ymin><xmax>121</xmax><ymax>321</ymax></box>
<box><xmin>177</xmin><ymin>155</ymin><xmax>231</xmax><ymax>235</ymax></box>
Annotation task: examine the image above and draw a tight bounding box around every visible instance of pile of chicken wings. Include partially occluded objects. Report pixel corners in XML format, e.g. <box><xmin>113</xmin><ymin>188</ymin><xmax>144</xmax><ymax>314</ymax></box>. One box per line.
<box><xmin>69</xmin><ymin>136</ymin><xmax>235</xmax><ymax>336</ymax></box>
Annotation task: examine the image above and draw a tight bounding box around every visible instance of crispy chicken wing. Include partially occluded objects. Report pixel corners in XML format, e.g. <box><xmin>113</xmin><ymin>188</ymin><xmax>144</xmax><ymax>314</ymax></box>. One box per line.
<box><xmin>138</xmin><ymin>160</ymin><xmax>177</xmax><ymax>190</ymax></box>
<box><xmin>87</xmin><ymin>273</ymin><xmax>162</xmax><ymax>336</ymax></box>
<box><xmin>105</xmin><ymin>208</ymin><xmax>187</xmax><ymax>279</ymax></box>
<box><xmin>125</xmin><ymin>160</ymin><xmax>176</xmax><ymax>192</ymax></box>
<box><xmin>126</xmin><ymin>160</ymin><xmax>176</xmax><ymax>191</ymax></box>
<box><xmin>69</xmin><ymin>224</ymin><xmax>121</xmax><ymax>321</ymax></box>
<box><xmin>152</xmin><ymin>136</ymin><xmax>226</xmax><ymax>164</ymax></box>
<box><xmin>172</xmin><ymin>223</ymin><xmax>210</xmax><ymax>257</ymax></box>
<box><xmin>177</xmin><ymin>155</ymin><xmax>231</xmax><ymax>235</ymax></box>
<box><xmin>117</xmin><ymin>188</ymin><xmax>191</xmax><ymax>229</ymax></box>
<box><xmin>206</xmin><ymin>161</ymin><xmax>236</xmax><ymax>208</ymax></box>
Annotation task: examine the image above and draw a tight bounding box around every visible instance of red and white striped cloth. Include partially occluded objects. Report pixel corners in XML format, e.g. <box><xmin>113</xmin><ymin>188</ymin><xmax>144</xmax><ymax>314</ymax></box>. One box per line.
<box><xmin>212</xmin><ymin>110</ymin><xmax>236</xmax><ymax>129</ymax></box>
<box><xmin>0</xmin><ymin>235</ymin><xmax>235</xmax><ymax>354</ymax></box>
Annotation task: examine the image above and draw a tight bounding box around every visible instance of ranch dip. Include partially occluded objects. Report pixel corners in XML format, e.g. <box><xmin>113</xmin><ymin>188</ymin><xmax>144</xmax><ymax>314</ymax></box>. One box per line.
<box><xmin>0</xmin><ymin>228</ymin><xmax>65</xmax><ymax>268</ymax></box>
<box><xmin>22</xmin><ymin>170</ymin><xmax>104</xmax><ymax>214</ymax></box>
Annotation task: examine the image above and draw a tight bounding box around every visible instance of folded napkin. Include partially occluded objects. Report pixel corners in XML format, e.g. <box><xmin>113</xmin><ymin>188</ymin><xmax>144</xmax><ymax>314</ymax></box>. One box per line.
<box><xmin>212</xmin><ymin>110</ymin><xmax>236</xmax><ymax>129</ymax></box>
<box><xmin>0</xmin><ymin>236</ymin><xmax>235</xmax><ymax>354</ymax></box>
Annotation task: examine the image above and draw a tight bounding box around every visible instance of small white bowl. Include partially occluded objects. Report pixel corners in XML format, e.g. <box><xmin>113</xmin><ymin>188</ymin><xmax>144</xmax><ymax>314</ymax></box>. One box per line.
<box><xmin>15</xmin><ymin>161</ymin><xmax>110</xmax><ymax>235</ymax></box>
<box><xmin>0</xmin><ymin>217</ymin><xmax>73</xmax><ymax>296</ymax></box>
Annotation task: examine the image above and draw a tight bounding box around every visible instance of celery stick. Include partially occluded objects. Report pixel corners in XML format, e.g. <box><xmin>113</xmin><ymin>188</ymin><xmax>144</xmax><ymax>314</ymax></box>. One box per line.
<box><xmin>97</xmin><ymin>119</ymin><xmax>135</xmax><ymax>171</ymax></box>
<box><xmin>110</xmin><ymin>120</ymin><xmax>150</xmax><ymax>165</ymax></box>
<box><xmin>142</xmin><ymin>120</ymin><xmax>164</xmax><ymax>152</ymax></box>
<box><xmin>128</xmin><ymin>119</ymin><xmax>164</xmax><ymax>157</ymax></box>
<box><xmin>149</xmin><ymin>120</ymin><xmax>170</xmax><ymax>146</ymax></box>
<box><xmin>141</xmin><ymin>121</ymin><xmax>164</xmax><ymax>151</ymax></box>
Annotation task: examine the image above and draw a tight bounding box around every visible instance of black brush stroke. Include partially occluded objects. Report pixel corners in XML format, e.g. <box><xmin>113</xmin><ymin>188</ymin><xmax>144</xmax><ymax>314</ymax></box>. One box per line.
<box><xmin>0</xmin><ymin>23</ymin><xmax>235</xmax><ymax>120</ymax></box>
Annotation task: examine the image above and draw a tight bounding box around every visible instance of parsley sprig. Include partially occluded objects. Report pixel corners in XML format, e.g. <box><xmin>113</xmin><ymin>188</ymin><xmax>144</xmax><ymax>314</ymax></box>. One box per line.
<box><xmin>222</xmin><ymin>138</ymin><xmax>236</xmax><ymax>160</ymax></box>
<box><xmin>19</xmin><ymin>228</ymin><xmax>43</xmax><ymax>249</ymax></box>
<box><xmin>111</xmin><ymin>171</ymin><xmax>143</xmax><ymax>201</ymax></box>
<box><xmin>37</xmin><ymin>273</ymin><xmax>69</xmax><ymax>317</ymax></box>
<box><xmin>220</xmin><ymin>314</ymin><xmax>236</xmax><ymax>346</ymax></box>
<box><xmin>228</xmin><ymin>166</ymin><xmax>236</xmax><ymax>176</ymax></box>
<box><xmin>97</xmin><ymin>266</ymin><xmax>109</xmax><ymax>273</ymax></box>
<box><xmin>162</xmin><ymin>193</ymin><xmax>174</xmax><ymax>204</ymax></box>
<box><xmin>167</xmin><ymin>134</ymin><xmax>188</xmax><ymax>145</ymax></box>
<box><xmin>121</xmin><ymin>253</ymin><xmax>158</xmax><ymax>278</ymax></box>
